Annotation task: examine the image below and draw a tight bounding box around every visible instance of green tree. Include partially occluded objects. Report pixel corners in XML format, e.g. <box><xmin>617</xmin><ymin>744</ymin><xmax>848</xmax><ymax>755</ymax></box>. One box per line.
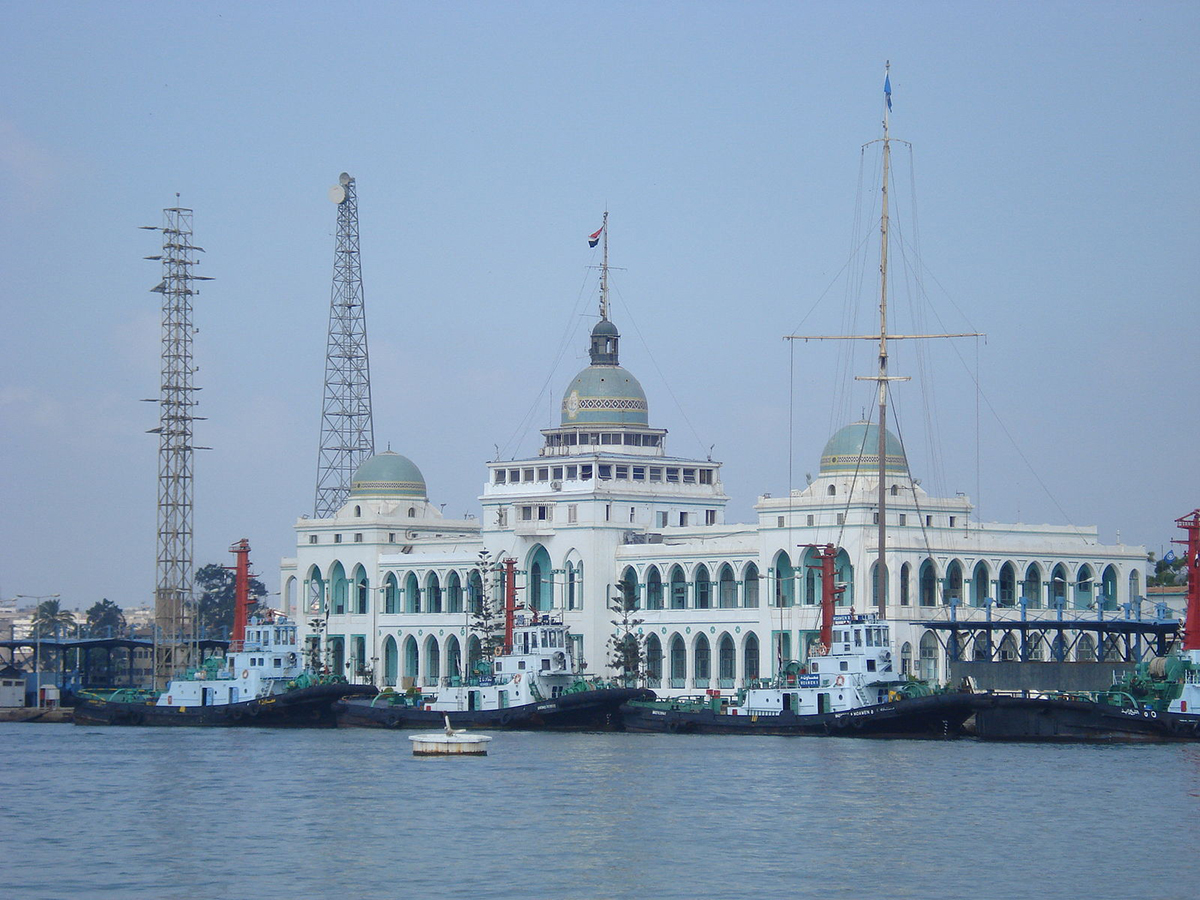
<box><xmin>85</xmin><ymin>598</ymin><xmax>126</xmax><ymax>636</ymax></box>
<box><xmin>607</xmin><ymin>582</ymin><xmax>645</xmax><ymax>686</ymax></box>
<box><xmin>31</xmin><ymin>599</ymin><xmax>75</xmax><ymax>638</ymax></box>
<box><xmin>194</xmin><ymin>563</ymin><xmax>267</xmax><ymax>637</ymax></box>
<box><xmin>469</xmin><ymin>550</ymin><xmax>504</xmax><ymax>669</ymax></box>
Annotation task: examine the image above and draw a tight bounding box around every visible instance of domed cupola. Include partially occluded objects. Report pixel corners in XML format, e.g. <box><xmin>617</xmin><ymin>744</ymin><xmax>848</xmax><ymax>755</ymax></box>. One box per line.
<box><xmin>561</xmin><ymin>317</ymin><xmax>649</xmax><ymax>427</ymax></box>
<box><xmin>819</xmin><ymin>421</ymin><xmax>909</xmax><ymax>476</ymax></box>
<box><xmin>349</xmin><ymin>450</ymin><xmax>427</xmax><ymax>499</ymax></box>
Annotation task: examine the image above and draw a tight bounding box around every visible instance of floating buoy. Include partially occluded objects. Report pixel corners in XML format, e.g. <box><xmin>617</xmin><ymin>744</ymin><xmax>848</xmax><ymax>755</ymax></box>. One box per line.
<box><xmin>410</xmin><ymin>714</ymin><xmax>492</xmax><ymax>755</ymax></box>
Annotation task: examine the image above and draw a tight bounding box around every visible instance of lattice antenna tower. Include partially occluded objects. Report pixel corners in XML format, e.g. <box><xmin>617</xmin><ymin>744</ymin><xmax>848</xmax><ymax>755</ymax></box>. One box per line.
<box><xmin>142</xmin><ymin>202</ymin><xmax>212</xmax><ymax>687</ymax></box>
<box><xmin>314</xmin><ymin>172</ymin><xmax>375</xmax><ymax>517</ymax></box>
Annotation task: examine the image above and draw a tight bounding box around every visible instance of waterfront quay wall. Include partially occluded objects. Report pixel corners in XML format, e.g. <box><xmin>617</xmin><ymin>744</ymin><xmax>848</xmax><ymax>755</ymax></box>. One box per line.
<box><xmin>951</xmin><ymin>661</ymin><xmax>1136</xmax><ymax>692</ymax></box>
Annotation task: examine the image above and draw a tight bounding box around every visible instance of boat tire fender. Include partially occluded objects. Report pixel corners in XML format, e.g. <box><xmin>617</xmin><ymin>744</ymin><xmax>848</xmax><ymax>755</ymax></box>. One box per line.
<box><xmin>385</xmin><ymin>713</ymin><xmax>401</xmax><ymax>728</ymax></box>
<box><xmin>499</xmin><ymin>712</ymin><xmax>513</xmax><ymax>726</ymax></box>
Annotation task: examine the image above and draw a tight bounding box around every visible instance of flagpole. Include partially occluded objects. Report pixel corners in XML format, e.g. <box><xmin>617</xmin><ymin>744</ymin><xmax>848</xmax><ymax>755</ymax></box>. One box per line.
<box><xmin>600</xmin><ymin>210</ymin><xmax>609</xmax><ymax>321</ymax></box>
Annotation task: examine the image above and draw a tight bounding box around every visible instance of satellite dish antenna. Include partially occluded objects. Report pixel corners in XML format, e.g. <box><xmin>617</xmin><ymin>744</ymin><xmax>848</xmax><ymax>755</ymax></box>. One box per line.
<box><xmin>328</xmin><ymin>184</ymin><xmax>346</xmax><ymax>204</ymax></box>
<box><xmin>339</xmin><ymin>172</ymin><xmax>351</xmax><ymax>185</ymax></box>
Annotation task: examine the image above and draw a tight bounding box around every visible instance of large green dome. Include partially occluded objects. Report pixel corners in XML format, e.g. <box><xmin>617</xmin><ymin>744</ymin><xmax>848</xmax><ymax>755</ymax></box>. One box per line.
<box><xmin>819</xmin><ymin>422</ymin><xmax>908</xmax><ymax>476</ymax></box>
<box><xmin>350</xmin><ymin>451</ymin><xmax>427</xmax><ymax>499</ymax></box>
<box><xmin>561</xmin><ymin>365</ymin><xmax>649</xmax><ymax>426</ymax></box>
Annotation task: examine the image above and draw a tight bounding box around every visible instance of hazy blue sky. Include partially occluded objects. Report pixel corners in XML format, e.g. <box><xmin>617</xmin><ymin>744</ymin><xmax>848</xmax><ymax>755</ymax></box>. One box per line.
<box><xmin>2</xmin><ymin>2</ymin><xmax>1196</xmax><ymax>610</ymax></box>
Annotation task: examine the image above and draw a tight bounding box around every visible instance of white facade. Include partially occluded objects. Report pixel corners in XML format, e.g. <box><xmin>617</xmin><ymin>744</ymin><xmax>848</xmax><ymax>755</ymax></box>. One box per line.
<box><xmin>283</xmin><ymin>318</ymin><xmax>1148</xmax><ymax>695</ymax></box>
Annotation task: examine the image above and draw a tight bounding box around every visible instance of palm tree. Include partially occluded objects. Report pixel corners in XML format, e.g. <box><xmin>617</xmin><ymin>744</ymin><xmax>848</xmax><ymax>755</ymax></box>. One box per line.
<box><xmin>31</xmin><ymin>599</ymin><xmax>75</xmax><ymax>638</ymax></box>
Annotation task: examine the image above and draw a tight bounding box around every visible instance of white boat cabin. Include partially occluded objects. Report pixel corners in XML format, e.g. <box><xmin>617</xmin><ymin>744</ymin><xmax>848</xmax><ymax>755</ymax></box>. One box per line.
<box><xmin>738</xmin><ymin>614</ymin><xmax>905</xmax><ymax>716</ymax></box>
<box><xmin>157</xmin><ymin>617</ymin><xmax>306</xmax><ymax>708</ymax></box>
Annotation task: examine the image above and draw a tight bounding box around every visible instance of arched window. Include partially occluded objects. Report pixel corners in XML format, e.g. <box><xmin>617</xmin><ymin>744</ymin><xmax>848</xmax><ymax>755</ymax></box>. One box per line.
<box><xmin>669</xmin><ymin>635</ymin><xmax>687</xmax><ymax>688</ymax></box>
<box><xmin>566</xmin><ymin>560</ymin><xmax>582</xmax><ymax>611</ymax></box>
<box><xmin>382</xmin><ymin>636</ymin><xmax>398</xmax><ymax>686</ymax></box>
<box><xmin>802</xmin><ymin>546</ymin><xmax>821</xmax><ymax>606</ymax></box>
<box><xmin>408</xmin><ymin>507</ymin><xmax>416</xmax><ymax>517</ymax></box>
<box><xmin>1076</xmin><ymin>633</ymin><xmax>1096</xmax><ymax>662</ymax></box>
<box><xmin>1050</xmin><ymin>563</ymin><xmax>1069</xmax><ymax>608</ymax></box>
<box><xmin>383</xmin><ymin>573</ymin><xmax>399</xmax><ymax>614</ymax></box>
<box><xmin>283</xmin><ymin>575</ymin><xmax>297</xmax><ymax>618</ymax></box>
<box><xmin>970</xmin><ymin>561</ymin><xmax>989</xmax><ymax>608</ymax></box>
<box><xmin>1101</xmin><ymin>565</ymin><xmax>1118</xmax><ymax>611</ymax></box>
<box><xmin>446</xmin><ymin>571</ymin><xmax>463</xmax><ymax>613</ymax></box>
<box><xmin>306</xmin><ymin>565</ymin><xmax>325</xmax><ymax>614</ymax></box>
<box><xmin>717</xmin><ymin>634</ymin><xmax>736</xmax><ymax>687</ymax></box>
<box><xmin>944</xmin><ymin>560</ymin><xmax>963</xmax><ymax>606</ymax></box>
<box><xmin>352</xmin><ymin>565</ymin><xmax>369</xmax><ymax>615</ymax></box>
<box><xmin>445</xmin><ymin>635</ymin><xmax>462</xmax><ymax>683</ymax></box>
<box><xmin>404</xmin><ymin>572</ymin><xmax>420</xmax><ymax>614</ymax></box>
<box><xmin>467</xmin><ymin>570</ymin><xmax>484</xmax><ymax>615</ymax></box>
<box><xmin>1023</xmin><ymin>563</ymin><xmax>1043</xmax><ymax>609</ymax></box>
<box><xmin>645</xmin><ymin>634</ymin><xmax>663</xmax><ymax>687</ymax></box>
<box><xmin>620</xmin><ymin>566</ymin><xmax>640</xmax><ymax>610</ymax></box>
<box><xmin>743</xmin><ymin>563</ymin><xmax>760</xmax><ymax>608</ymax></box>
<box><xmin>919</xmin><ymin>631</ymin><xmax>938</xmax><ymax>681</ymax></box>
<box><xmin>669</xmin><ymin>566</ymin><xmax>687</xmax><ymax>610</ymax></box>
<box><xmin>1075</xmin><ymin>565</ymin><xmax>1094</xmax><ymax>610</ymax></box>
<box><xmin>900</xmin><ymin>641</ymin><xmax>913</xmax><ymax>676</ymax></box>
<box><xmin>403</xmin><ymin>636</ymin><xmax>419</xmax><ymax>683</ymax></box>
<box><xmin>693</xmin><ymin>634</ymin><xmax>711</xmax><ymax>687</ymax></box>
<box><xmin>1129</xmin><ymin>569</ymin><xmax>1142</xmax><ymax>604</ymax></box>
<box><xmin>827</xmin><ymin>484</ymin><xmax>836</xmax><ymax>496</ymax></box>
<box><xmin>466</xmin><ymin>635</ymin><xmax>483</xmax><ymax>677</ymax></box>
<box><xmin>423</xmin><ymin>636</ymin><xmax>441</xmax><ymax>686</ymax></box>
<box><xmin>718</xmin><ymin>565</ymin><xmax>737</xmax><ymax>608</ymax></box>
<box><xmin>743</xmin><ymin>633</ymin><xmax>760</xmax><ymax>682</ymax></box>
<box><xmin>426</xmin><ymin>572</ymin><xmax>442</xmax><ymax>613</ymax></box>
<box><xmin>774</xmin><ymin>551</ymin><xmax>795</xmax><ymax>607</ymax></box>
<box><xmin>646</xmin><ymin>566</ymin><xmax>664</xmax><ymax>610</ymax></box>
<box><xmin>528</xmin><ymin>545</ymin><xmax>553</xmax><ymax>611</ymax></box>
<box><xmin>694</xmin><ymin>564</ymin><xmax>712</xmax><ymax>609</ymax></box>
<box><xmin>354</xmin><ymin>505</ymin><xmax>361</xmax><ymax>517</ymax></box>
<box><xmin>900</xmin><ymin>562</ymin><xmax>911</xmax><ymax>606</ymax></box>
<box><xmin>329</xmin><ymin>561</ymin><xmax>348</xmax><ymax>615</ymax></box>
<box><xmin>919</xmin><ymin>559</ymin><xmax>937</xmax><ymax>607</ymax></box>
<box><xmin>998</xmin><ymin>562</ymin><xmax>1016</xmax><ymax>608</ymax></box>
<box><xmin>834</xmin><ymin>549</ymin><xmax>853</xmax><ymax>607</ymax></box>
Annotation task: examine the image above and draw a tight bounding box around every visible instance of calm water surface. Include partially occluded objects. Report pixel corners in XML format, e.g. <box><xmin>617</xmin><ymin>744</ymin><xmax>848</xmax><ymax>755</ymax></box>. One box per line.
<box><xmin>3</xmin><ymin>723</ymin><xmax>1199</xmax><ymax>899</ymax></box>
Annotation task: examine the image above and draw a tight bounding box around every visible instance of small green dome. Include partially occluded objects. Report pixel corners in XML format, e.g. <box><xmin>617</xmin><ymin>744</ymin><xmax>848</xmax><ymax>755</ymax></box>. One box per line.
<box><xmin>561</xmin><ymin>365</ymin><xmax>648</xmax><ymax>426</ymax></box>
<box><xmin>819</xmin><ymin>422</ymin><xmax>908</xmax><ymax>475</ymax></box>
<box><xmin>350</xmin><ymin>451</ymin><xmax>427</xmax><ymax>499</ymax></box>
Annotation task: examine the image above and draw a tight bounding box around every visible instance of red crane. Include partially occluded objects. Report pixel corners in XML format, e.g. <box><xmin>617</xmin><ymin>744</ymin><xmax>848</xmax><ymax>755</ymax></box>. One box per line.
<box><xmin>228</xmin><ymin>538</ymin><xmax>254</xmax><ymax>647</ymax></box>
<box><xmin>1175</xmin><ymin>510</ymin><xmax>1200</xmax><ymax>652</ymax></box>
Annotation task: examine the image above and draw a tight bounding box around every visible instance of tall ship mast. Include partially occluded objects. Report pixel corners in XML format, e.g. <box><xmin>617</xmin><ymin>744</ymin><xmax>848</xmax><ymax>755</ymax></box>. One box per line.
<box><xmin>788</xmin><ymin>64</ymin><xmax>981</xmax><ymax>619</ymax></box>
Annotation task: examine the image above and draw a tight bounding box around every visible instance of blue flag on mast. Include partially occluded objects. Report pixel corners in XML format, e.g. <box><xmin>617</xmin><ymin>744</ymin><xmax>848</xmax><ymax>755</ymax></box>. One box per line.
<box><xmin>884</xmin><ymin>72</ymin><xmax>892</xmax><ymax>111</ymax></box>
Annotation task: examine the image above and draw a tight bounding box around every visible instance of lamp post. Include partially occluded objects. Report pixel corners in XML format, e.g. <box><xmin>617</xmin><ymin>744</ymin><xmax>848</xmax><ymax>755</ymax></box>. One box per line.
<box><xmin>17</xmin><ymin>593</ymin><xmax>61</xmax><ymax>707</ymax></box>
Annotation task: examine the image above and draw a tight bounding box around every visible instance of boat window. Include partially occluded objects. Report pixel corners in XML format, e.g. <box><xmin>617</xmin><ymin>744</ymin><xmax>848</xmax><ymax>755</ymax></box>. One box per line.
<box><xmin>866</xmin><ymin>630</ymin><xmax>875</xmax><ymax>647</ymax></box>
<box><xmin>531</xmin><ymin>633</ymin><xmax>538</xmax><ymax>649</ymax></box>
<box><xmin>854</xmin><ymin>630</ymin><xmax>862</xmax><ymax>646</ymax></box>
<box><xmin>840</xmin><ymin>661</ymin><xmax>849</xmax><ymax>671</ymax></box>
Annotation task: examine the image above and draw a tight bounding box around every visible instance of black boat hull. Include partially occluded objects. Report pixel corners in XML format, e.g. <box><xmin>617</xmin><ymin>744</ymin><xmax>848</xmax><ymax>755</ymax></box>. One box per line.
<box><xmin>336</xmin><ymin>687</ymin><xmax>653</xmax><ymax>730</ymax></box>
<box><xmin>620</xmin><ymin>693</ymin><xmax>975</xmax><ymax>738</ymax></box>
<box><xmin>73</xmin><ymin>683</ymin><xmax>377</xmax><ymax>728</ymax></box>
<box><xmin>969</xmin><ymin>693</ymin><xmax>1200</xmax><ymax>743</ymax></box>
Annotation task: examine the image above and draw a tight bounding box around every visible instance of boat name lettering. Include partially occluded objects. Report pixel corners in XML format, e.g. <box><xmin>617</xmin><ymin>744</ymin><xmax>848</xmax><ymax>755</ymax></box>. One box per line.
<box><xmin>797</xmin><ymin>675</ymin><xmax>820</xmax><ymax>688</ymax></box>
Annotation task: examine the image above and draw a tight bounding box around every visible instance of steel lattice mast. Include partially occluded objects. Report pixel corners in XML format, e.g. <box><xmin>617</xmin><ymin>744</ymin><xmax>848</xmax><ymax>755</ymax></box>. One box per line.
<box><xmin>144</xmin><ymin>204</ymin><xmax>211</xmax><ymax>687</ymax></box>
<box><xmin>314</xmin><ymin>172</ymin><xmax>375</xmax><ymax>518</ymax></box>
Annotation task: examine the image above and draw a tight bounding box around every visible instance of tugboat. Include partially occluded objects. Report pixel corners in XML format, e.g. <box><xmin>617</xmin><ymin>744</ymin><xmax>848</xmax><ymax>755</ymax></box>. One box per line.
<box><xmin>74</xmin><ymin>540</ymin><xmax>375</xmax><ymax>727</ymax></box>
<box><xmin>970</xmin><ymin>510</ymin><xmax>1200</xmax><ymax>743</ymax></box>
<box><xmin>335</xmin><ymin>610</ymin><xmax>652</xmax><ymax>730</ymax></box>
<box><xmin>621</xmin><ymin>546</ymin><xmax>974</xmax><ymax>737</ymax></box>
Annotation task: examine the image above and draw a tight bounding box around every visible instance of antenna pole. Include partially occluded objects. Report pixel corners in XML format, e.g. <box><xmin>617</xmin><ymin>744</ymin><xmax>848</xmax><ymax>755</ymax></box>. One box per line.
<box><xmin>315</xmin><ymin>173</ymin><xmax>375</xmax><ymax>517</ymax></box>
<box><xmin>149</xmin><ymin>205</ymin><xmax>206</xmax><ymax>687</ymax></box>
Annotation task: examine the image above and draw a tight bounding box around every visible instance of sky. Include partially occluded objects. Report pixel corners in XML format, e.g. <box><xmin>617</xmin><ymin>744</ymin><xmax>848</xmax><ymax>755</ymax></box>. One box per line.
<box><xmin>1</xmin><ymin>2</ymin><xmax>1197</xmax><ymax>611</ymax></box>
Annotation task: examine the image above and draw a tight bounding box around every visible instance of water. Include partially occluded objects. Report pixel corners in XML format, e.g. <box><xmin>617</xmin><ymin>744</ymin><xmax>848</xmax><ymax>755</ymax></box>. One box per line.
<box><xmin>3</xmin><ymin>723</ymin><xmax>1199</xmax><ymax>900</ymax></box>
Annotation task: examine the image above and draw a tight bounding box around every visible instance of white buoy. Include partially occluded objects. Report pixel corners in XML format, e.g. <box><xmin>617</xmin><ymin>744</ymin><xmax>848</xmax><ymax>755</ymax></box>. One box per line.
<box><xmin>409</xmin><ymin>714</ymin><xmax>493</xmax><ymax>756</ymax></box>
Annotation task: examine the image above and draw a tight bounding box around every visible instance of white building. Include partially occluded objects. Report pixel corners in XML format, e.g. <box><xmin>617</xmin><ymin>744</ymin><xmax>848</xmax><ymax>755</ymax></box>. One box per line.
<box><xmin>281</xmin><ymin>312</ymin><xmax>1147</xmax><ymax>694</ymax></box>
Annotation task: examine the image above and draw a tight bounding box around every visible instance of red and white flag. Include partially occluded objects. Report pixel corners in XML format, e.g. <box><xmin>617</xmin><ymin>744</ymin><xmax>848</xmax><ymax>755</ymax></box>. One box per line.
<box><xmin>587</xmin><ymin>225</ymin><xmax>604</xmax><ymax>248</ymax></box>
